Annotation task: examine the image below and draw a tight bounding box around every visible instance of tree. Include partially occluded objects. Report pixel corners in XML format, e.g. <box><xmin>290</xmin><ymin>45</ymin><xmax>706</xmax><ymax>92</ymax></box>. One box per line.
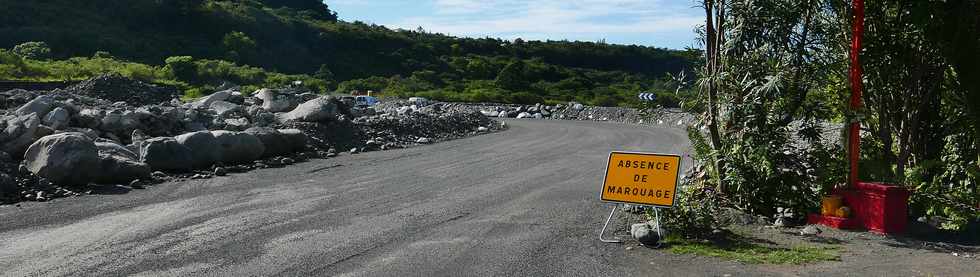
<box><xmin>258</xmin><ymin>0</ymin><xmax>338</xmax><ymax>21</ymax></box>
<box><xmin>0</xmin><ymin>48</ymin><xmax>30</xmax><ymax>78</ymax></box>
<box><xmin>495</xmin><ymin>60</ymin><xmax>530</xmax><ymax>91</ymax></box>
<box><xmin>314</xmin><ymin>64</ymin><xmax>335</xmax><ymax>82</ymax></box>
<box><xmin>692</xmin><ymin>0</ymin><xmax>845</xmax><ymax>216</ymax></box>
<box><xmin>223</xmin><ymin>31</ymin><xmax>256</xmax><ymax>63</ymax></box>
<box><xmin>698</xmin><ymin>0</ymin><xmax>727</xmax><ymax>193</ymax></box>
<box><xmin>164</xmin><ymin>56</ymin><xmax>197</xmax><ymax>82</ymax></box>
<box><xmin>859</xmin><ymin>0</ymin><xmax>980</xmax><ymax>229</ymax></box>
<box><xmin>12</xmin><ymin>41</ymin><xmax>51</xmax><ymax>60</ymax></box>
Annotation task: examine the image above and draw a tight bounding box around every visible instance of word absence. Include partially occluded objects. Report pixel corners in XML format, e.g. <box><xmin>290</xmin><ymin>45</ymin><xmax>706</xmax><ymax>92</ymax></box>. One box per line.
<box><xmin>600</xmin><ymin>151</ymin><xmax>681</xmax><ymax>207</ymax></box>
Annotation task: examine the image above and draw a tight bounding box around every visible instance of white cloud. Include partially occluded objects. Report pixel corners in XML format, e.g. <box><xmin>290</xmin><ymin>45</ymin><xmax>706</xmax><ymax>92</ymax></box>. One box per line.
<box><xmin>389</xmin><ymin>0</ymin><xmax>701</xmax><ymax>46</ymax></box>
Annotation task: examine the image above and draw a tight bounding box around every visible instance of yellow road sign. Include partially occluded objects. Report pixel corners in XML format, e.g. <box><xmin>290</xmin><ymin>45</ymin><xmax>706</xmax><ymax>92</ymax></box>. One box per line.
<box><xmin>600</xmin><ymin>151</ymin><xmax>681</xmax><ymax>208</ymax></box>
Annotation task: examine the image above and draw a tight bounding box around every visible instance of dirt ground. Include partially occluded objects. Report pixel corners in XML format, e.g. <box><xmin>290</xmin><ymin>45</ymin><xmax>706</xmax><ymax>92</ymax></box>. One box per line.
<box><xmin>607</xmin><ymin>216</ymin><xmax>980</xmax><ymax>277</ymax></box>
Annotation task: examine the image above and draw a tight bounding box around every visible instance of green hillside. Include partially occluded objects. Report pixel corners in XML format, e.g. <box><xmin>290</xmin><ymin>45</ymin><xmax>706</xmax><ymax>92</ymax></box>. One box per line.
<box><xmin>0</xmin><ymin>0</ymin><xmax>699</xmax><ymax>106</ymax></box>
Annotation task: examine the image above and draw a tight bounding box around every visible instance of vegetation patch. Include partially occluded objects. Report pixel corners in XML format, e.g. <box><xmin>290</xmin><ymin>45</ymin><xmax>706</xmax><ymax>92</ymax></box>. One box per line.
<box><xmin>664</xmin><ymin>234</ymin><xmax>840</xmax><ymax>265</ymax></box>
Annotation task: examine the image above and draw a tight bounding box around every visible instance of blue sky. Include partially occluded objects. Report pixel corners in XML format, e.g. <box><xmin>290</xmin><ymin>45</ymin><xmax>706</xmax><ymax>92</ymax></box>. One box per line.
<box><xmin>326</xmin><ymin>0</ymin><xmax>702</xmax><ymax>50</ymax></box>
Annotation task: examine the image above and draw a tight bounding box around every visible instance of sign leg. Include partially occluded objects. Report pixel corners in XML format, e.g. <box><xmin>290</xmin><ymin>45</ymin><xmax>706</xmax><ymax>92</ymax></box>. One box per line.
<box><xmin>653</xmin><ymin>207</ymin><xmax>664</xmax><ymax>248</ymax></box>
<box><xmin>599</xmin><ymin>205</ymin><xmax>623</xmax><ymax>243</ymax></box>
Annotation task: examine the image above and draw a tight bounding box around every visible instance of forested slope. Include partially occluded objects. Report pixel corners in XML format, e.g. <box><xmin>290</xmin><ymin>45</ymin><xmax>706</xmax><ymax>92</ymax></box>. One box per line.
<box><xmin>0</xmin><ymin>0</ymin><xmax>698</xmax><ymax>106</ymax></box>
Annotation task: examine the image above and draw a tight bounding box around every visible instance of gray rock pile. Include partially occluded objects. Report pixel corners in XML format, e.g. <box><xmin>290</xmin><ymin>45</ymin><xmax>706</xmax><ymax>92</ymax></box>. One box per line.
<box><xmin>0</xmin><ymin>76</ymin><xmax>501</xmax><ymax>203</ymax></box>
<box><xmin>68</xmin><ymin>73</ymin><xmax>180</xmax><ymax>105</ymax></box>
<box><xmin>444</xmin><ymin>102</ymin><xmax>695</xmax><ymax>128</ymax></box>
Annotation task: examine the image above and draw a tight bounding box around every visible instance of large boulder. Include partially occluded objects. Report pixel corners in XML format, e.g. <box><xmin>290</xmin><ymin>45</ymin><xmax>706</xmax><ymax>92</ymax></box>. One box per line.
<box><xmin>244</xmin><ymin>127</ymin><xmax>306</xmax><ymax>157</ymax></box>
<box><xmin>133</xmin><ymin>105</ymin><xmax>181</xmax><ymax>137</ymax></box>
<box><xmin>279</xmin><ymin>96</ymin><xmax>339</xmax><ymax>122</ymax></box>
<box><xmin>0</xmin><ymin>172</ymin><xmax>15</xmax><ymax>197</ymax></box>
<box><xmin>96</xmin><ymin>140</ymin><xmax>139</xmax><ymax>160</ymax></box>
<box><xmin>76</xmin><ymin>109</ymin><xmax>103</xmax><ymax>129</ymax></box>
<box><xmin>278</xmin><ymin>129</ymin><xmax>307</xmax><ymax>151</ymax></box>
<box><xmin>139</xmin><ymin>137</ymin><xmax>194</xmax><ymax>171</ymax></box>
<box><xmin>212</xmin><ymin>131</ymin><xmax>265</xmax><ymax>164</ymax></box>
<box><xmin>1</xmin><ymin>114</ymin><xmax>41</xmax><ymax>156</ymax></box>
<box><xmin>24</xmin><ymin>133</ymin><xmax>100</xmax><ymax>185</ymax></box>
<box><xmin>251</xmin><ymin>112</ymin><xmax>276</xmax><ymax>127</ymax></box>
<box><xmin>223</xmin><ymin>118</ymin><xmax>250</xmax><ymax>131</ymax></box>
<box><xmin>227</xmin><ymin>91</ymin><xmax>245</xmax><ymax>105</ymax></box>
<box><xmin>185</xmin><ymin>90</ymin><xmax>232</xmax><ymax>109</ymax></box>
<box><xmin>255</xmin><ymin>88</ymin><xmax>298</xmax><ymax>112</ymax></box>
<box><xmin>94</xmin><ymin>141</ymin><xmax>151</xmax><ymax>184</ymax></box>
<box><xmin>14</xmin><ymin>95</ymin><xmax>55</xmax><ymax>118</ymax></box>
<box><xmin>480</xmin><ymin>110</ymin><xmax>500</xmax><ymax>117</ymax></box>
<box><xmin>42</xmin><ymin>107</ymin><xmax>70</xmax><ymax>130</ymax></box>
<box><xmin>174</xmin><ymin>131</ymin><xmax>221</xmax><ymax>168</ymax></box>
<box><xmin>209</xmin><ymin>100</ymin><xmax>242</xmax><ymax>117</ymax></box>
<box><xmin>100</xmin><ymin>110</ymin><xmax>140</xmax><ymax>133</ymax></box>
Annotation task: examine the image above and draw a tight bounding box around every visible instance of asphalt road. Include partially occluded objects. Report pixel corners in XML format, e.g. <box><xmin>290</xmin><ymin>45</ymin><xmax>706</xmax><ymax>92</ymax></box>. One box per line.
<box><xmin>0</xmin><ymin>119</ymin><xmax>693</xmax><ymax>277</ymax></box>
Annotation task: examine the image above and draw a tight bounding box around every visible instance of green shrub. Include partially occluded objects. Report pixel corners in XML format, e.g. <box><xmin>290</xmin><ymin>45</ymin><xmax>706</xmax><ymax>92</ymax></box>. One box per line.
<box><xmin>0</xmin><ymin>49</ymin><xmax>33</xmax><ymax>78</ymax></box>
<box><xmin>12</xmin><ymin>41</ymin><xmax>52</xmax><ymax>60</ymax></box>
<box><xmin>165</xmin><ymin>56</ymin><xmax>197</xmax><ymax>82</ymax></box>
<box><xmin>183</xmin><ymin>87</ymin><xmax>207</xmax><ymax>100</ymax></box>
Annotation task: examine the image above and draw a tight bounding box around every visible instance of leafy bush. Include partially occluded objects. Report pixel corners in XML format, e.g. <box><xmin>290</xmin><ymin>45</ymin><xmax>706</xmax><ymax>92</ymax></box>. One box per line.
<box><xmin>12</xmin><ymin>41</ymin><xmax>52</xmax><ymax>60</ymax></box>
<box><xmin>0</xmin><ymin>49</ymin><xmax>36</xmax><ymax>78</ymax></box>
<box><xmin>905</xmin><ymin>132</ymin><xmax>980</xmax><ymax>230</ymax></box>
<box><xmin>222</xmin><ymin>31</ymin><xmax>256</xmax><ymax>62</ymax></box>
<box><xmin>165</xmin><ymin>56</ymin><xmax>197</xmax><ymax>82</ymax></box>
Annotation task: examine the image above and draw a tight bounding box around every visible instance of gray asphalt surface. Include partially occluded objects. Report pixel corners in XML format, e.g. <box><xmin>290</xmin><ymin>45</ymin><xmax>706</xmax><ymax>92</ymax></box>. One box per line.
<box><xmin>0</xmin><ymin>119</ymin><xmax>694</xmax><ymax>277</ymax></box>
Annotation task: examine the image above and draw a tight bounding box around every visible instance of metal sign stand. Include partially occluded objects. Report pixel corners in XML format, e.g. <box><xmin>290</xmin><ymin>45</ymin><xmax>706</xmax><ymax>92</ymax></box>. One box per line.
<box><xmin>652</xmin><ymin>207</ymin><xmax>664</xmax><ymax>248</ymax></box>
<box><xmin>599</xmin><ymin>204</ymin><xmax>665</xmax><ymax>247</ymax></box>
<box><xmin>599</xmin><ymin>205</ymin><xmax>622</xmax><ymax>243</ymax></box>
